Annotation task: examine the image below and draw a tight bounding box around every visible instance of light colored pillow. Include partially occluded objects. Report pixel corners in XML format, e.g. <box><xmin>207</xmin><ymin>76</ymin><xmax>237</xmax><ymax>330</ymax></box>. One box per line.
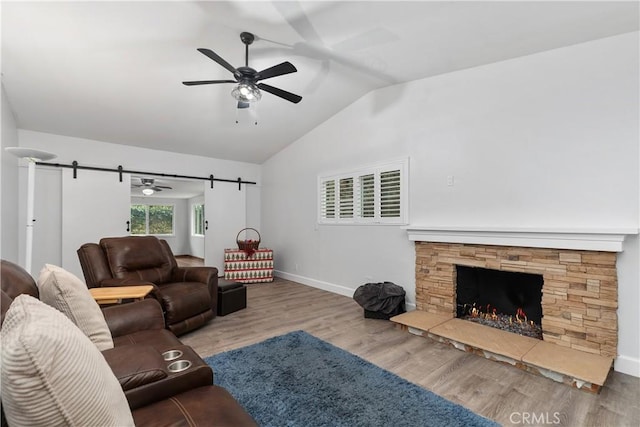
<box><xmin>37</xmin><ymin>263</ymin><xmax>114</xmax><ymax>351</ymax></box>
<box><xmin>1</xmin><ymin>295</ymin><xmax>134</xmax><ymax>427</ymax></box>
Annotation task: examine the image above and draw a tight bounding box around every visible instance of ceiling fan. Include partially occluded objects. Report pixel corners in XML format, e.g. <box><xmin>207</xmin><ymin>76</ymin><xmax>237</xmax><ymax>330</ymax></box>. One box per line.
<box><xmin>132</xmin><ymin>178</ymin><xmax>172</xmax><ymax>195</ymax></box>
<box><xmin>182</xmin><ymin>32</ymin><xmax>302</xmax><ymax>108</ymax></box>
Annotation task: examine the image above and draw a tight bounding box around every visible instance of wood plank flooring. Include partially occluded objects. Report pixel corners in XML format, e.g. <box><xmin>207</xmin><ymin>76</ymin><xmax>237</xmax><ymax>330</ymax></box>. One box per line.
<box><xmin>180</xmin><ymin>278</ymin><xmax>640</xmax><ymax>427</ymax></box>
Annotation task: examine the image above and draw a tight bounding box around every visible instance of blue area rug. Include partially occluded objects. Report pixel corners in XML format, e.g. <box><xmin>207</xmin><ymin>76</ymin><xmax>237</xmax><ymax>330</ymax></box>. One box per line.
<box><xmin>204</xmin><ymin>330</ymin><xmax>499</xmax><ymax>427</ymax></box>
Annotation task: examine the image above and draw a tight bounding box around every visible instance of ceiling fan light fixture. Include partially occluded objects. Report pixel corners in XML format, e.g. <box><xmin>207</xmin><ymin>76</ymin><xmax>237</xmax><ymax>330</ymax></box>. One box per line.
<box><xmin>142</xmin><ymin>188</ymin><xmax>154</xmax><ymax>196</ymax></box>
<box><xmin>231</xmin><ymin>82</ymin><xmax>261</xmax><ymax>102</ymax></box>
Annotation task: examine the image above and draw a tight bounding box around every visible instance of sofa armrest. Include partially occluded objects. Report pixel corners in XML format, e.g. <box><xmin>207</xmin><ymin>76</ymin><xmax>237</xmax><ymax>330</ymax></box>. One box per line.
<box><xmin>102</xmin><ymin>344</ymin><xmax>168</xmax><ymax>391</ymax></box>
<box><xmin>171</xmin><ymin>267</ymin><xmax>218</xmax><ymax>286</ymax></box>
<box><xmin>102</xmin><ymin>299</ymin><xmax>165</xmax><ymax>337</ymax></box>
<box><xmin>171</xmin><ymin>267</ymin><xmax>218</xmax><ymax>312</ymax></box>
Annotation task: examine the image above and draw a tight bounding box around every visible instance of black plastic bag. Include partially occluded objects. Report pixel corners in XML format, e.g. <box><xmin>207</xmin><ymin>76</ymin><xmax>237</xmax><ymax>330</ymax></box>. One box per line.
<box><xmin>353</xmin><ymin>282</ymin><xmax>406</xmax><ymax>320</ymax></box>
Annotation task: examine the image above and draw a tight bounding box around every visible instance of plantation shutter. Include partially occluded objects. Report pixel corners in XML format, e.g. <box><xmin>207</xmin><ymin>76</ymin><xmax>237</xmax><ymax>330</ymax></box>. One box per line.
<box><xmin>320</xmin><ymin>180</ymin><xmax>336</xmax><ymax>219</ymax></box>
<box><xmin>339</xmin><ymin>177</ymin><xmax>354</xmax><ymax>218</ymax></box>
<box><xmin>380</xmin><ymin>169</ymin><xmax>401</xmax><ymax>218</ymax></box>
<box><xmin>358</xmin><ymin>174</ymin><xmax>375</xmax><ymax>218</ymax></box>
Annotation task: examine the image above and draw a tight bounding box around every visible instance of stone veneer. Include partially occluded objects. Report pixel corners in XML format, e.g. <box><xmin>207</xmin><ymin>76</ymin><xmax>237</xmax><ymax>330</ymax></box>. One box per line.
<box><xmin>415</xmin><ymin>242</ymin><xmax>617</xmax><ymax>358</ymax></box>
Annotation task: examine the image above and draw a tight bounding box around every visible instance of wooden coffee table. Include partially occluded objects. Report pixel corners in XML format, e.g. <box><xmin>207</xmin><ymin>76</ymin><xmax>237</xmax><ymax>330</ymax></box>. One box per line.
<box><xmin>89</xmin><ymin>285</ymin><xmax>154</xmax><ymax>305</ymax></box>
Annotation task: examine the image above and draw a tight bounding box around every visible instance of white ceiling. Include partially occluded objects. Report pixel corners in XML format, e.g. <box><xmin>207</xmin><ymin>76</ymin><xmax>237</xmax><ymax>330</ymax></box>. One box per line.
<box><xmin>2</xmin><ymin>1</ymin><xmax>638</xmax><ymax>164</ymax></box>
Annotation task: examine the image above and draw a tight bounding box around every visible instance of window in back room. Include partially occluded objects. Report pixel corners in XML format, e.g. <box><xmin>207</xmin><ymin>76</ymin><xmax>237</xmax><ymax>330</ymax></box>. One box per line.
<box><xmin>130</xmin><ymin>204</ymin><xmax>175</xmax><ymax>235</ymax></box>
<box><xmin>192</xmin><ymin>203</ymin><xmax>205</xmax><ymax>236</ymax></box>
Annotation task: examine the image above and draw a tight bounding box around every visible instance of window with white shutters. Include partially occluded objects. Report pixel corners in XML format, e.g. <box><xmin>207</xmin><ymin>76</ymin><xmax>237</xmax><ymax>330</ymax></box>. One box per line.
<box><xmin>317</xmin><ymin>158</ymin><xmax>408</xmax><ymax>225</ymax></box>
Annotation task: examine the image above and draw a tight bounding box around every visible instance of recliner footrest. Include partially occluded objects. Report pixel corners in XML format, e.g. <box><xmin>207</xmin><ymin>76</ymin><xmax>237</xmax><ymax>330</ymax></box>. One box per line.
<box><xmin>217</xmin><ymin>280</ymin><xmax>247</xmax><ymax>316</ymax></box>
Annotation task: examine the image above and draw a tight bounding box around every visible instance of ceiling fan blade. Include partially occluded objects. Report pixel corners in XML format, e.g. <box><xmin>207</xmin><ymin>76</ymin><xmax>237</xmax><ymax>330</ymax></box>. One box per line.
<box><xmin>237</xmin><ymin>101</ymin><xmax>250</xmax><ymax>109</ymax></box>
<box><xmin>255</xmin><ymin>61</ymin><xmax>297</xmax><ymax>81</ymax></box>
<box><xmin>257</xmin><ymin>83</ymin><xmax>302</xmax><ymax>104</ymax></box>
<box><xmin>155</xmin><ymin>185</ymin><xmax>173</xmax><ymax>189</ymax></box>
<box><xmin>273</xmin><ymin>1</ymin><xmax>323</xmax><ymax>45</ymax></box>
<box><xmin>197</xmin><ymin>48</ymin><xmax>238</xmax><ymax>76</ymax></box>
<box><xmin>182</xmin><ymin>80</ymin><xmax>236</xmax><ymax>86</ymax></box>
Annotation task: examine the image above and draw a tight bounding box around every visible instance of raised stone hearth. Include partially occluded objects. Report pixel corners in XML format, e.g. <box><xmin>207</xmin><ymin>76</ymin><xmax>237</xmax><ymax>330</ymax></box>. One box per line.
<box><xmin>392</xmin><ymin>311</ymin><xmax>612</xmax><ymax>392</ymax></box>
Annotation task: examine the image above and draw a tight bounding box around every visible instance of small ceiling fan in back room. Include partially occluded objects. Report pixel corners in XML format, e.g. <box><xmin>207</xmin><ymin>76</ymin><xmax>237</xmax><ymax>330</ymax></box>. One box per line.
<box><xmin>132</xmin><ymin>178</ymin><xmax>172</xmax><ymax>196</ymax></box>
<box><xmin>182</xmin><ymin>31</ymin><xmax>302</xmax><ymax>109</ymax></box>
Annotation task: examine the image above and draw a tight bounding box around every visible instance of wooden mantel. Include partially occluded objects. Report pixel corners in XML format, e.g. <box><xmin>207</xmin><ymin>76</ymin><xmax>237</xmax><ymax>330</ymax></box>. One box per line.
<box><xmin>405</xmin><ymin>226</ymin><xmax>638</xmax><ymax>252</ymax></box>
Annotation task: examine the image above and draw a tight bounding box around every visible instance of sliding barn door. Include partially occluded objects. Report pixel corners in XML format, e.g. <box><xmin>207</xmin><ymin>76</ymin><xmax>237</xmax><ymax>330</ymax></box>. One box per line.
<box><xmin>204</xmin><ymin>182</ymin><xmax>247</xmax><ymax>272</ymax></box>
<box><xmin>61</xmin><ymin>169</ymin><xmax>131</xmax><ymax>278</ymax></box>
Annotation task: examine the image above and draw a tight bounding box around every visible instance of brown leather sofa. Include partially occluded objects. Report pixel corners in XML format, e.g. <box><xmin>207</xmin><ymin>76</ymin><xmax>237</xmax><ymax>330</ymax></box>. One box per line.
<box><xmin>0</xmin><ymin>259</ymin><xmax>257</xmax><ymax>426</ymax></box>
<box><xmin>77</xmin><ymin>236</ymin><xmax>217</xmax><ymax>336</ymax></box>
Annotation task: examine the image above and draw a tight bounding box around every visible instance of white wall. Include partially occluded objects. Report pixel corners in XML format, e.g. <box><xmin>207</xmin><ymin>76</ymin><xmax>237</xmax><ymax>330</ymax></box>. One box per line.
<box><xmin>261</xmin><ymin>33</ymin><xmax>640</xmax><ymax>375</ymax></box>
<box><xmin>131</xmin><ymin>196</ymin><xmax>189</xmax><ymax>255</ymax></box>
<box><xmin>617</xmin><ymin>235</ymin><xmax>640</xmax><ymax>376</ymax></box>
<box><xmin>16</xmin><ymin>130</ymin><xmax>261</xmax><ymax>275</ymax></box>
<box><xmin>1</xmin><ymin>84</ymin><xmax>20</xmax><ymax>263</ymax></box>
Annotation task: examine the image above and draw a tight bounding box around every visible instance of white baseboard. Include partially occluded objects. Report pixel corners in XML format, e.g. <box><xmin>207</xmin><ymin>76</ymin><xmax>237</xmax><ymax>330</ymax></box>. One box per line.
<box><xmin>274</xmin><ymin>270</ymin><xmax>416</xmax><ymax>311</ymax></box>
<box><xmin>275</xmin><ymin>270</ymin><xmax>355</xmax><ymax>298</ymax></box>
<box><xmin>614</xmin><ymin>355</ymin><xmax>640</xmax><ymax>377</ymax></box>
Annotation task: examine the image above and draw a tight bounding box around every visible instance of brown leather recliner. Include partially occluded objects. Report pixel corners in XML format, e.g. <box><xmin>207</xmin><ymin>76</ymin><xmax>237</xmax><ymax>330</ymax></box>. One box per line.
<box><xmin>1</xmin><ymin>259</ymin><xmax>257</xmax><ymax>427</ymax></box>
<box><xmin>77</xmin><ymin>236</ymin><xmax>217</xmax><ymax>336</ymax></box>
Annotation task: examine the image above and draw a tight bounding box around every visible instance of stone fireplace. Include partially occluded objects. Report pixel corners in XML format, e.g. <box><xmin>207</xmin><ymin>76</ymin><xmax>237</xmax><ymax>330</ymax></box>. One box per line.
<box><xmin>392</xmin><ymin>227</ymin><xmax>636</xmax><ymax>391</ymax></box>
<box><xmin>409</xmin><ymin>227</ymin><xmax>636</xmax><ymax>357</ymax></box>
<box><xmin>414</xmin><ymin>241</ymin><xmax>617</xmax><ymax>358</ymax></box>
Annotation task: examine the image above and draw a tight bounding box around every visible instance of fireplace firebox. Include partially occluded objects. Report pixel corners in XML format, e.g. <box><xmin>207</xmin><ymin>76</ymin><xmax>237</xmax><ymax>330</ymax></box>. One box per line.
<box><xmin>456</xmin><ymin>266</ymin><xmax>543</xmax><ymax>339</ymax></box>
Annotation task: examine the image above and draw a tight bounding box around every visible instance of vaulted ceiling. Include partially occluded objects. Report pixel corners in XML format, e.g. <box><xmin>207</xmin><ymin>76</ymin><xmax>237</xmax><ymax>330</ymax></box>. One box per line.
<box><xmin>2</xmin><ymin>1</ymin><xmax>638</xmax><ymax>164</ymax></box>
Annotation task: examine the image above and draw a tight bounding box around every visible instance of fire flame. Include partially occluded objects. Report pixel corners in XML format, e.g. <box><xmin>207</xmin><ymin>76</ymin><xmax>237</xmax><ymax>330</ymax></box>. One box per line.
<box><xmin>515</xmin><ymin>307</ymin><xmax>527</xmax><ymax>323</ymax></box>
<box><xmin>466</xmin><ymin>304</ymin><xmax>529</xmax><ymax>325</ymax></box>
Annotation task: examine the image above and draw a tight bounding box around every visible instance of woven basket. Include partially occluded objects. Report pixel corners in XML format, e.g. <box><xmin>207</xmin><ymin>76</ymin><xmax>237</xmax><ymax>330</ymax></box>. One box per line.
<box><xmin>236</xmin><ymin>228</ymin><xmax>260</xmax><ymax>251</ymax></box>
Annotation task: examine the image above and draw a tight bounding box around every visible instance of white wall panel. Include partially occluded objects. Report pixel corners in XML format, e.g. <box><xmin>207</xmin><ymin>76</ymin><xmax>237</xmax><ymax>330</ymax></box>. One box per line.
<box><xmin>62</xmin><ymin>169</ymin><xmax>131</xmax><ymax>278</ymax></box>
<box><xmin>204</xmin><ymin>183</ymin><xmax>246</xmax><ymax>271</ymax></box>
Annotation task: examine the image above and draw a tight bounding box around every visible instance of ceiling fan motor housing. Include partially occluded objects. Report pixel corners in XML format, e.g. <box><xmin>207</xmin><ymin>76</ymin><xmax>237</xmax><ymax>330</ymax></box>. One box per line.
<box><xmin>236</xmin><ymin>66</ymin><xmax>258</xmax><ymax>81</ymax></box>
<box><xmin>240</xmin><ymin>32</ymin><xmax>255</xmax><ymax>46</ymax></box>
